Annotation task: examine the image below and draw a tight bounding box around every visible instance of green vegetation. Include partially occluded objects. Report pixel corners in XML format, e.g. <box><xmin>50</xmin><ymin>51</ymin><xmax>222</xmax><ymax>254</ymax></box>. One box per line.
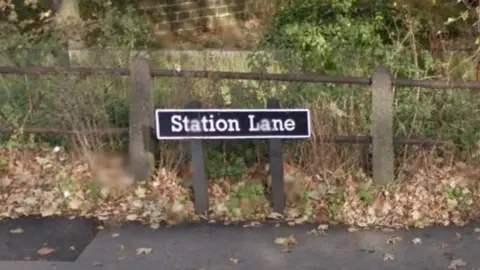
<box><xmin>1</xmin><ymin>0</ymin><xmax>480</xmax><ymax>182</ymax></box>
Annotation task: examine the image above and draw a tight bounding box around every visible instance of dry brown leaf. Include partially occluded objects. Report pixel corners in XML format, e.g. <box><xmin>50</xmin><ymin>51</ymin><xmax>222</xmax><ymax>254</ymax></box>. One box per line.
<box><xmin>135</xmin><ymin>187</ymin><xmax>147</xmax><ymax>198</ymax></box>
<box><xmin>348</xmin><ymin>227</ymin><xmax>358</xmax><ymax>232</ymax></box>
<box><xmin>37</xmin><ymin>247</ymin><xmax>55</xmax><ymax>255</ymax></box>
<box><xmin>267</xmin><ymin>212</ymin><xmax>284</xmax><ymax>220</ymax></box>
<box><xmin>274</xmin><ymin>235</ymin><xmax>297</xmax><ymax>246</ymax></box>
<box><xmin>411</xmin><ymin>237</ymin><xmax>422</xmax><ymax>244</ymax></box>
<box><xmin>317</xmin><ymin>224</ymin><xmax>329</xmax><ymax>230</ymax></box>
<box><xmin>383</xmin><ymin>253</ymin><xmax>395</xmax><ymax>261</ymax></box>
<box><xmin>243</xmin><ymin>221</ymin><xmax>261</xmax><ymax>228</ymax></box>
<box><xmin>9</xmin><ymin>227</ymin><xmax>24</xmax><ymax>234</ymax></box>
<box><xmin>136</xmin><ymin>247</ymin><xmax>153</xmax><ymax>255</ymax></box>
<box><xmin>448</xmin><ymin>258</ymin><xmax>467</xmax><ymax>269</ymax></box>
<box><xmin>92</xmin><ymin>261</ymin><xmax>103</xmax><ymax>267</ymax></box>
<box><xmin>68</xmin><ymin>198</ymin><xmax>82</xmax><ymax>210</ymax></box>
<box><xmin>126</xmin><ymin>214</ymin><xmax>138</xmax><ymax>221</ymax></box>
<box><xmin>387</xmin><ymin>236</ymin><xmax>402</xmax><ymax>244</ymax></box>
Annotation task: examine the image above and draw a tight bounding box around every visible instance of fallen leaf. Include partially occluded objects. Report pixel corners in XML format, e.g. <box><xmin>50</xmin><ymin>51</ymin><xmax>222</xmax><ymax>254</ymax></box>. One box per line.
<box><xmin>267</xmin><ymin>212</ymin><xmax>284</xmax><ymax>220</ymax></box>
<box><xmin>317</xmin><ymin>224</ymin><xmax>328</xmax><ymax>231</ymax></box>
<box><xmin>387</xmin><ymin>236</ymin><xmax>402</xmax><ymax>244</ymax></box>
<box><xmin>348</xmin><ymin>227</ymin><xmax>358</xmax><ymax>232</ymax></box>
<box><xmin>136</xmin><ymin>247</ymin><xmax>153</xmax><ymax>255</ymax></box>
<box><xmin>126</xmin><ymin>214</ymin><xmax>138</xmax><ymax>221</ymax></box>
<box><xmin>243</xmin><ymin>221</ymin><xmax>261</xmax><ymax>228</ymax></box>
<box><xmin>439</xmin><ymin>242</ymin><xmax>449</xmax><ymax>248</ymax></box>
<box><xmin>411</xmin><ymin>237</ymin><xmax>422</xmax><ymax>244</ymax></box>
<box><xmin>274</xmin><ymin>235</ymin><xmax>297</xmax><ymax>246</ymax></box>
<box><xmin>37</xmin><ymin>247</ymin><xmax>55</xmax><ymax>255</ymax></box>
<box><xmin>383</xmin><ymin>253</ymin><xmax>395</xmax><ymax>261</ymax></box>
<box><xmin>9</xmin><ymin>227</ymin><xmax>24</xmax><ymax>234</ymax></box>
<box><xmin>448</xmin><ymin>258</ymin><xmax>467</xmax><ymax>269</ymax></box>
<box><xmin>92</xmin><ymin>261</ymin><xmax>103</xmax><ymax>267</ymax></box>
<box><xmin>112</xmin><ymin>233</ymin><xmax>119</xmax><ymax>238</ymax></box>
<box><xmin>229</xmin><ymin>257</ymin><xmax>240</xmax><ymax>264</ymax></box>
<box><xmin>70</xmin><ymin>246</ymin><xmax>75</xmax><ymax>250</ymax></box>
<box><xmin>135</xmin><ymin>187</ymin><xmax>147</xmax><ymax>198</ymax></box>
<box><xmin>68</xmin><ymin>198</ymin><xmax>82</xmax><ymax>210</ymax></box>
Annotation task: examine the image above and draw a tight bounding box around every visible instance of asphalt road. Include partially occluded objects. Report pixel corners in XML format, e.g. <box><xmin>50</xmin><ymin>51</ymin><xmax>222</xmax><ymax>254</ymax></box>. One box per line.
<box><xmin>0</xmin><ymin>218</ymin><xmax>479</xmax><ymax>270</ymax></box>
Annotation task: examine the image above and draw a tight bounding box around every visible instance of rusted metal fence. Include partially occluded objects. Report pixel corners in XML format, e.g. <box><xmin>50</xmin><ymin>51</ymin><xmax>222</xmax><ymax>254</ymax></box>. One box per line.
<box><xmin>0</xmin><ymin>56</ymin><xmax>474</xmax><ymax>214</ymax></box>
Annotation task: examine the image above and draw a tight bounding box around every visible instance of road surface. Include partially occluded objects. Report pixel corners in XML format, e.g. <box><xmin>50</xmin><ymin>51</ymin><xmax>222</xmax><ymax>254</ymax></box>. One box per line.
<box><xmin>0</xmin><ymin>217</ymin><xmax>479</xmax><ymax>270</ymax></box>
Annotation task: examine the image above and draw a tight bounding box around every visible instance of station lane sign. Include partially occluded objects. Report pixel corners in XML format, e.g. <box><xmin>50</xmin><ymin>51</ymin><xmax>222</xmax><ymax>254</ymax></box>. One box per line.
<box><xmin>155</xmin><ymin>108</ymin><xmax>311</xmax><ymax>140</ymax></box>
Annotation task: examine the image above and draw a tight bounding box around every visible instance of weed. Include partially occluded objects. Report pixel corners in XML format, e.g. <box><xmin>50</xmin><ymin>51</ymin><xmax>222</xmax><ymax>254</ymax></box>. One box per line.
<box><xmin>327</xmin><ymin>187</ymin><xmax>347</xmax><ymax>218</ymax></box>
<box><xmin>227</xmin><ymin>182</ymin><xmax>267</xmax><ymax>217</ymax></box>
<box><xmin>356</xmin><ymin>187</ymin><xmax>375</xmax><ymax>206</ymax></box>
<box><xmin>444</xmin><ymin>186</ymin><xmax>474</xmax><ymax>212</ymax></box>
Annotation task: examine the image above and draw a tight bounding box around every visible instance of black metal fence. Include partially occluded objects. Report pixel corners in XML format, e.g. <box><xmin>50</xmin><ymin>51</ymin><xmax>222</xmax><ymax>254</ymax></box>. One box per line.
<box><xmin>0</xmin><ymin>57</ymin><xmax>474</xmax><ymax>215</ymax></box>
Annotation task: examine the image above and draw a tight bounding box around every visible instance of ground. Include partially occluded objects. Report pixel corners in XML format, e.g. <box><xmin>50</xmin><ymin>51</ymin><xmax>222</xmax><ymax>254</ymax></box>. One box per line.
<box><xmin>0</xmin><ymin>218</ymin><xmax>479</xmax><ymax>269</ymax></box>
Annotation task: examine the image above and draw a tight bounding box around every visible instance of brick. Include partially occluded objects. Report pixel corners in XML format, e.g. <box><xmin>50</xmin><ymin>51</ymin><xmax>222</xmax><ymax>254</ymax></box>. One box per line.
<box><xmin>195</xmin><ymin>7</ymin><xmax>216</xmax><ymax>16</ymax></box>
<box><xmin>172</xmin><ymin>21</ymin><xmax>185</xmax><ymax>30</ymax></box>
<box><xmin>216</xmin><ymin>6</ymin><xmax>229</xmax><ymax>15</ymax></box>
<box><xmin>176</xmin><ymin>10</ymin><xmax>191</xmax><ymax>20</ymax></box>
<box><xmin>178</xmin><ymin>1</ymin><xmax>196</xmax><ymax>8</ymax></box>
<box><xmin>228</xmin><ymin>4</ymin><xmax>246</xmax><ymax>13</ymax></box>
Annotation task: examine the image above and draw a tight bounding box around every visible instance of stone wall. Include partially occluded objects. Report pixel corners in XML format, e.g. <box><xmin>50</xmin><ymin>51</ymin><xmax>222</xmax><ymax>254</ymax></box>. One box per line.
<box><xmin>139</xmin><ymin>0</ymin><xmax>253</xmax><ymax>34</ymax></box>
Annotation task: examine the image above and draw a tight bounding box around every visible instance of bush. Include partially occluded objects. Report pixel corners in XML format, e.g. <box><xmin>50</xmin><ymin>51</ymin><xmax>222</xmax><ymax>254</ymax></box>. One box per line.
<box><xmin>248</xmin><ymin>0</ymin><xmax>480</xmax><ymax>164</ymax></box>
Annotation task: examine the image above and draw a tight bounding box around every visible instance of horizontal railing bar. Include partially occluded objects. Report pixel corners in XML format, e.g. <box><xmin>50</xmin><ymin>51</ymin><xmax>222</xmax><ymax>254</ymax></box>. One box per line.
<box><xmin>0</xmin><ymin>65</ymin><xmax>480</xmax><ymax>88</ymax></box>
<box><xmin>0</xmin><ymin>126</ymin><xmax>448</xmax><ymax>146</ymax></box>
<box><xmin>394</xmin><ymin>78</ymin><xmax>480</xmax><ymax>89</ymax></box>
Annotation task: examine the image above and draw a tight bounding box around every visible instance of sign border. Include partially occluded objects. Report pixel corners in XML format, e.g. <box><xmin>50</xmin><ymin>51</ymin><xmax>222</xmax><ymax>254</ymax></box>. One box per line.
<box><xmin>155</xmin><ymin>108</ymin><xmax>311</xmax><ymax>140</ymax></box>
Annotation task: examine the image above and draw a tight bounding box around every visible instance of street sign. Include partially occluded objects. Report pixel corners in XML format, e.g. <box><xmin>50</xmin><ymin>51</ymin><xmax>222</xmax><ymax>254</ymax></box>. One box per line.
<box><xmin>155</xmin><ymin>108</ymin><xmax>311</xmax><ymax>140</ymax></box>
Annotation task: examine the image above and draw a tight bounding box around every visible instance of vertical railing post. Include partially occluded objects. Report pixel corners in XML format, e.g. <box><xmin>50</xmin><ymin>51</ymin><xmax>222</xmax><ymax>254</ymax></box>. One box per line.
<box><xmin>128</xmin><ymin>56</ymin><xmax>156</xmax><ymax>182</ymax></box>
<box><xmin>185</xmin><ymin>101</ymin><xmax>209</xmax><ymax>215</ymax></box>
<box><xmin>267</xmin><ymin>98</ymin><xmax>285</xmax><ymax>214</ymax></box>
<box><xmin>371</xmin><ymin>66</ymin><xmax>394</xmax><ymax>185</ymax></box>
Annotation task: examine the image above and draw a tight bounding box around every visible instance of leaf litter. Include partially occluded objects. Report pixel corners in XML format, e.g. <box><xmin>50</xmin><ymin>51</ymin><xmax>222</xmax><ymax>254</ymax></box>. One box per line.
<box><xmin>2</xmin><ymin>146</ymin><xmax>480</xmax><ymax>235</ymax></box>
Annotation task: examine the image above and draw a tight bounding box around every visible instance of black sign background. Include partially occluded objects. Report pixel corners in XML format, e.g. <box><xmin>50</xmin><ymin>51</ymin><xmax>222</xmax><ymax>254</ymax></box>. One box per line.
<box><xmin>155</xmin><ymin>109</ymin><xmax>310</xmax><ymax>139</ymax></box>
